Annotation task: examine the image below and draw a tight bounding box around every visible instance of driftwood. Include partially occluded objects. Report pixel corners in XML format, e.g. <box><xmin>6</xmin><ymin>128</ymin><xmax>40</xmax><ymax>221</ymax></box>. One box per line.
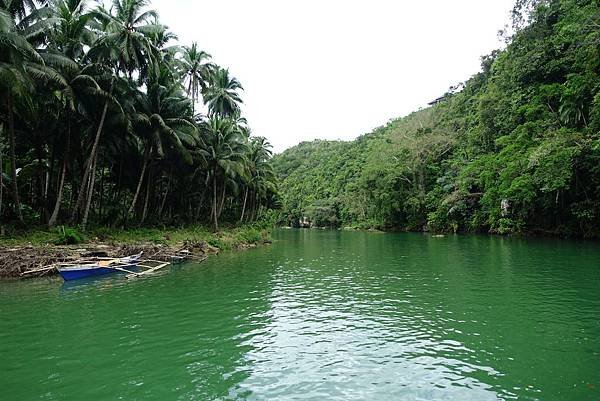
<box><xmin>1</xmin><ymin>242</ymin><xmax>211</xmax><ymax>279</ymax></box>
<box><xmin>20</xmin><ymin>265</ymin><xmax>57</xmax><ymax>276</ymax></box>
<box><xmin>0</xmin><ymin>246</ymin><xmax>78</xmax><ymax>278</ymax></box>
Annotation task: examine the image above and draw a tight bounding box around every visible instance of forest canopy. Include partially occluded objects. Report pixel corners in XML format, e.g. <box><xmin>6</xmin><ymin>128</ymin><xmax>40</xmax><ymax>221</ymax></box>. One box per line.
<box><xmin>273</xmin><ymin>0</ymin><xmax>600</xmax><ymax>238</ymax></box>
<box><xmin>0</xmin><ymin>0</ymin><xmax>278</xmax><ymax>232</ymax></box>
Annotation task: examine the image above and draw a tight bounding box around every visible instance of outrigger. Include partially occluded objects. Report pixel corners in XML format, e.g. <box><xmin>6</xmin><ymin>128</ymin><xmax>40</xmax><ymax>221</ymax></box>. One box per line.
<box><xmin>56</xmin><ymin>253</ymin><xmax>171</xmax><ymax>281</ymax></box>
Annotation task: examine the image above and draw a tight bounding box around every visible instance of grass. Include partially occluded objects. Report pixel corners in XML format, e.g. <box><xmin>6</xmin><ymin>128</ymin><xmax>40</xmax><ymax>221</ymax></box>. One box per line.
<box><xmin>0</xmin><ymin>224</ymin><xmax>271</xmax><ymax>251</ymax></box>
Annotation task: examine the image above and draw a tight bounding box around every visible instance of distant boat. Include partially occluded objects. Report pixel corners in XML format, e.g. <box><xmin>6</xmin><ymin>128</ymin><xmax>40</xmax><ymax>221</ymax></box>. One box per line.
<box><xmin>57</xmin><ymin>253</ymin><xmax>143</xmax><ymax>281</ymax></box>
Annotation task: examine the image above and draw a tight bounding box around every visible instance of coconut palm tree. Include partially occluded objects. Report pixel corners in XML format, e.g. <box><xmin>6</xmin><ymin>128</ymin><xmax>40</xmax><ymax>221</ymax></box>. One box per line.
<box><xmin>127</xmin><ymin>70</ymin><xmax>196</xmax><ymax>221</ymax></box>
<box><xmin>199</xmin><ymin>116</ymin><xmax>249</xmax><ymax>231</ymax></box>
<box><xmin>48</xmin><ymin>62</ymin><xmax>107</xmax><ymax>227</ymax></box>
<box><xmin>71</xmin><ymin>0</ymin><xmax>161</xmax><ymax>226</ymax></box>
<box><xmin>68</xmin><ymin>65</ymin><xmax>119</xmax><ymax>225</ymax></box>
<box><xmin>90</xmin><ymin>0</ymin><xmax>161</xmax><ymax>79</ymax></box>
<box><xmin>0</xmin><ymin>0</ymin><xmax>43</xmax><ymax>21</ymax></box>
<box><xmin>47</xmin><ymin>0</ymin><xmax>96</xmax><ymax>61</ymax></box>
<box><xmin>180</xmin><ymin>42</ymin><xmax>213</xmax><ymax>113</ymax></box>
<box><xmin>1</xmin><ymin>0</ymin><xmax>278</xmax><ymax>229</ymax></box>
<box><xmin>241</xmin><ymin>136</ymin><xmax>276</xmax><ymax>222</ymax></box>
<box><xmin>204</xmin><ymin>67</ymin><xmax>243</xmax><ymax>118</ymax></box>
<box><xmin>0</xmin><ymin>8</ymin><xmax>65</xmax><ymax>224</ymax></box>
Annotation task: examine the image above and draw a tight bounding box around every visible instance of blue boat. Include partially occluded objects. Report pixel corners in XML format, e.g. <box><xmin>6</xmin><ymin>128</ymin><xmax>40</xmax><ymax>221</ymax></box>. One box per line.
<box><xmin>57</xmin><ymin>253</ymin><xmax>143</xmax><ymax>281</ymax></box>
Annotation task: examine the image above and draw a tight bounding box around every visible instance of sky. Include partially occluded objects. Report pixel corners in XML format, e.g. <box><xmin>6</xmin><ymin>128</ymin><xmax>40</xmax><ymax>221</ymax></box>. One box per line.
<box><xmin>152</xmin><ymin>0</ymin><xmax>516</xmax><ymax>153</ymax></box>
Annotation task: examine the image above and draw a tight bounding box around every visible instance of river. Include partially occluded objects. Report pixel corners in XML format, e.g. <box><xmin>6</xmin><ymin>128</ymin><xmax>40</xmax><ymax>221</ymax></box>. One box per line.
<box><xmin>1</xmin><ymin>229</ymin><xmax>599</xmax><ymax>400</ymax></box>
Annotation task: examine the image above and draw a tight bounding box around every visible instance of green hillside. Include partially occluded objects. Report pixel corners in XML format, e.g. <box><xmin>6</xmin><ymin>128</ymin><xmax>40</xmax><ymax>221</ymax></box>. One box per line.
<box><xmin>273</xmin><ymin>0</ymin><xmax>600</xmax><ymax>237</ymax></box>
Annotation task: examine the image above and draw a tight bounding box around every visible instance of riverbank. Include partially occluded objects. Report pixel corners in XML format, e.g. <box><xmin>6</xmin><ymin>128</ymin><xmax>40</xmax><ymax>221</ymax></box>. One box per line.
<box><xmin>305</xmin><ymin>224</ymin><xmax>598</xmax><ymax>239</ymax></box>
<box><xmin>0</xmin><ymin>226</ymin><xmax>271</xmax><ymax>279</ymax></box>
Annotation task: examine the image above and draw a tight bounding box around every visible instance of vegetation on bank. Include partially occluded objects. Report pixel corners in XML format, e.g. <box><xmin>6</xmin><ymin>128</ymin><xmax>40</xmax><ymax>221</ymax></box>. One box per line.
<box><xmin>273</xmin><ymin>0</ymin><xmax>600</xmax><ymax>238</ymax></box>
<box><xmin>0</xmin><ymin>225</ymin><xmax>271</xmax><ymax>251</ymax></box>
<box><xmin>0</xmin><ymin>0</ymin><xmax>278</xmax><ymax>234</ymax></box>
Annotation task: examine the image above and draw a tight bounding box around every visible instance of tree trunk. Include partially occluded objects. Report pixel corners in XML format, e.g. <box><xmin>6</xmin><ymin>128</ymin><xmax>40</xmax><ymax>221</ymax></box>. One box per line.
<box><xmin>48</xmin><ymin>159</ymin><xmax>67</xmax><ymax>227</ymax></box>
<box><xmin>128</xmin><ymin>146</ymin><xmax>150</xmax><ymax>216</ymax></box>
<box><xmin>68</xmin><ymin>161</ymin><xmax>76</xmax><ymax>212</ymax></box>
<box><xmin>212</xmin><ymin>170</ymin><xmax>219</xmax><ymax>232</ymax></box>
<box><xmin>191</xmin><ymin>87</ymin><xmax>195</xmax><ymax>115</ymax></box>
<box><xmin>246</xmin><ymin>191</ymin><xmax>254</xmax><ymax>222</ymax></box>
<box><xmin>98</xmin><ymin>162</ymin><xmax>106</xmax><ymax>221</ymax></box>
<box><xmin>81</xmin><ymin>152</ymin><xmax>98</xmax><ymax>231</ymax></box>
<box><xmin>158</xmin><ymin>169</ymin><xmax>172</xmax><ymax>219</ymax></box>
<box><xmin>47</xmin><ymin>135</ymin><xmax>57</xmax><ymax>202</ymax></box>
<box><xmin>70</xmin><ymin>81</ymin><xmax>113</xmax><ymax>223</ymax></box>
<box><xmin>194</xmin><ymin>175</ymin><xmax>209</xmax><ymax>221</ymax></box>
<box><xmin>36</xmin><ymin>140</ymin><xmax>48</xmax><ymax>224</ymax></box>
<box><xmin>7</xmin><ymin>94</ymin><xmax>24</xmax><ymax>225</ymax></box>
<box><xmin>44</xmin><ymin>169</ymin><xmax>50</xmax><ymax>202</ymax></box>
<box><xmin>0</xmin><ymin>123</ymin><xmax>4</xmax><ymax>218</ymax></box>
<box><xmin>217</xmin><ymin>181</ymin><xmax>226</xmax><ymax>218</ymax></box>
<box><xmin>250</xmin><ymin>193</ymin><xmax>258</xmax><ymax>221</ymax></box>
<box><xmin>141</xmin><ymin>166</ymin><xmax>151</xmax><ymax>223</ymax></box>
<box><xmin>113</xmin><ymin>152</ymin><xmax>124</xmax><ymax>205</ymax></box>
<box><xmin>239</xmin><ymin>187</ymin><xmax>248</xmax><ymax>223</ymax></box>
<box><xmin>194</xmin><ymin>188</ymin><xmax>207</xmax><ymax>221</ymax></box>
<box><xmin>245</xmin><ymin>191</ymin><xmax>252</xmax><ymax>223</ymax></box>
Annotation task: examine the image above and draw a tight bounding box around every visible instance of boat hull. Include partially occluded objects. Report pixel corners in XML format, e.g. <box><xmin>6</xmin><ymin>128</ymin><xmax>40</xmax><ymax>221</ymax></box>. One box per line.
<box><xmin>57</xmin><ymin>254</ymin><xmax>142</xmax><ymax>281</ymax></box>
<box><xmin>58</xmin><ymin>266</ymin><xmax>118</xmax><ymax>281</ymax></box>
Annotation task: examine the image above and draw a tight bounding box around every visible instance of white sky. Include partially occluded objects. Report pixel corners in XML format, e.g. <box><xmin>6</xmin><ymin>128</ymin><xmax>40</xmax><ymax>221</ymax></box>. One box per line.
<box><xmin>152</xmin><ymin>0</ymin><xmax>515</xmax><ymax>153</ymax></box>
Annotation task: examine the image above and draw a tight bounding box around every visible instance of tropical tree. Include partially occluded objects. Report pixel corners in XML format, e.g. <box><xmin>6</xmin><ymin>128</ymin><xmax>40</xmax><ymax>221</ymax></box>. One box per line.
<box><xmin>91</xmin><ymin>0</ymin><xmax>161</xmax><ymax>79</ymax></box>
<box><xmin>204</xmin><ymin>67</ymin><xmax>243</xmax><ymax>118</ymax></box>
<box><xmin>199</xmin><ymin>116</ymin><xmax>248</xmax><ymax>231</ymax></box>
<box><xmin>180</xmin><ymin>42</ymin><xmax>213</xmax><ymax>113</ymax></box>
<box><xmin>127</xmin><ymin>69</ymin><xmax>196</xmax><ymax>221</ymax></box>
<box><xmin>0</xmin><ymin>0</ymin><xmax>278</xmax><ymax>230</ymax></box>
<box><xmin>0</xmin><ymin>0</ymin><xmax>43</xmax><ymax>21</ymax></box>
<box><xmin>47</xmin><ymin>0</ymin><xmax>96</xmax><ymax>61</ymax></box>
<box><xmin>48</xmin><ymin>62</ymin><xmax>107</xmax><ymax>227</ymax></box>
<box><xmin>0</xmin><ymin>8</ymin><xmax>50</xmax><ymax>224</ymax></box>
<box><xmin>241</xmin><ymin>136</ymin><xmax>275</xmax><ymax>222</ymax></box>
<box><xmin>70</xmin><ymin>0</ymin><xmax>162</xmax><ymax>226</ymax></box>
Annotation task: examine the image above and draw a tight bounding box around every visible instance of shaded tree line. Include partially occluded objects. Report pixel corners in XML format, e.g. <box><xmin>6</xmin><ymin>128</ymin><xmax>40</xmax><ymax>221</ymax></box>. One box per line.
<box><xmin>0</xmin><ymin>0</ymin><xmax>278</xmax><ymax>232</ymax></box>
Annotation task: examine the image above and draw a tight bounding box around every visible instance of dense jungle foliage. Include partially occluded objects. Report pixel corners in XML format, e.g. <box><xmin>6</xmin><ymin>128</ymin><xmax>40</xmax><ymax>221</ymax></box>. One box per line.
<box><xmin>0</xmin><ymin>0</ymin><xmax>277</xmax><ymax>232</ymax></box>
<box><xmin>274</xmin><ymin>0</ymin><xmax>600</xmax><ymax>238</ymax></box>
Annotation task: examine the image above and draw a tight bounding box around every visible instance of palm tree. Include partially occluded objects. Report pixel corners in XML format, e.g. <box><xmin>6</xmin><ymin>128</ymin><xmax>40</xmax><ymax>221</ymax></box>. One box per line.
<box><xmin>204</xmin><ymin>67</ymin><xmax>243</xmax><ymax>118</ymax></box>
<box><xmin>0</xmin><ymin>0</ymin><xmax>44</xmax><ymax>21</ymax></box>
<box><xmin>1</xmin><ymin>0</ymin><xmax>278</xmax><ymax>229</ymax></box>
<box><xmin>71</xmin><ymin>0</ymin><xmax>161</xmax><ymax>226</ymax></box>
<box><xmin>180</xmin><ymin>42</ymin><xmax>213</xmax><ymax>113</ymax></box>
<box><xmin>199</xmin><ymin>116</ymin><xmax>249</xmax><ymax>231</ymax></box>
<box><xmin>43</xmin><ymin>0</ymin><xmax>102</xmax><ymax>225</ymax></box>
<box><xmin>127</xmin><ymin>71</ymin><xmax>196</xmax><ymax>221</ymax></box>
<box><xmin>68</xmin><ymin>65</ymin><xmax>117</xmax><ymax>225</ymax></box>
<box><xmin>48</xmin><ymin>62</ymin><xmax>106</xmax><ymax>227</ymax></box>
<box><xmin>90</xmin><ymin>0</ymin><xmax>161</xmax><ymax>79</ymax></box>
<box><xmin>48</xmin><ymin>0</ymin><xmax>96</xmax><ymax>61</ymax></box>
<box><xmin>0</xmin><ymin>8</ymin><xmax>46</xmax><ymax>224</ymax></box>
<box><xmin>242</xmin><ymin>136</ymin><xmax>276</xmax><ymax>222</ymax></box>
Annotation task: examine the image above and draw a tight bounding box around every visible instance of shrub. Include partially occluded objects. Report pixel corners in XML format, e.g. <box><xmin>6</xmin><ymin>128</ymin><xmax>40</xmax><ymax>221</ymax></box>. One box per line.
<box><xmin>54</xmin><ymin>226</ymin><xmax>84</xmax><ymax>245</ymax></box>
<box><xmin>238</xmin><ymin>228</ymin><xmax>262</xmax><ymax>243</ymax></box>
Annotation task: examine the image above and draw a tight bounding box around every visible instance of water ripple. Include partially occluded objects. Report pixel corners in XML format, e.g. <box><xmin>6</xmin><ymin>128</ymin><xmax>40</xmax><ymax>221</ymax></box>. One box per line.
<box><xmin>1</xmin><ymin>231</ymin><xmax>600</xmax><ymax>400</ymax></box>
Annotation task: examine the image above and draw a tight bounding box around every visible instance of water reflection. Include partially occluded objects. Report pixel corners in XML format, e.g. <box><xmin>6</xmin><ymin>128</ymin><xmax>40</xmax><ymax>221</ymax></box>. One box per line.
<box><xmin>234</xmin><ymin>231</ymin><xmax>505</xmax><ymax>400</ymax></box>
<box><xmin>1</xmin><ymin>230</ymin><xmax>599</xmax><ymax>401</ymax></box>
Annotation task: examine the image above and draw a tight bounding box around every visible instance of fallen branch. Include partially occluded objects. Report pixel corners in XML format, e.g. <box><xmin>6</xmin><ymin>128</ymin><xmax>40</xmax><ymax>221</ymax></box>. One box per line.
<box><xmin>20</xmin><ymin>265</ymin><xmax>57</xmax><ymax>276</ymax></box>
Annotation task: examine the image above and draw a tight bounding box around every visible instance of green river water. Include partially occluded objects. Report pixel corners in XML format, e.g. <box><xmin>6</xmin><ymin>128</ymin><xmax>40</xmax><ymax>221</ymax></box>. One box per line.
<box><xmin>1</xmin><ymin>229</ymin><xmax>600</xmax><ymax>401</ymax></box>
